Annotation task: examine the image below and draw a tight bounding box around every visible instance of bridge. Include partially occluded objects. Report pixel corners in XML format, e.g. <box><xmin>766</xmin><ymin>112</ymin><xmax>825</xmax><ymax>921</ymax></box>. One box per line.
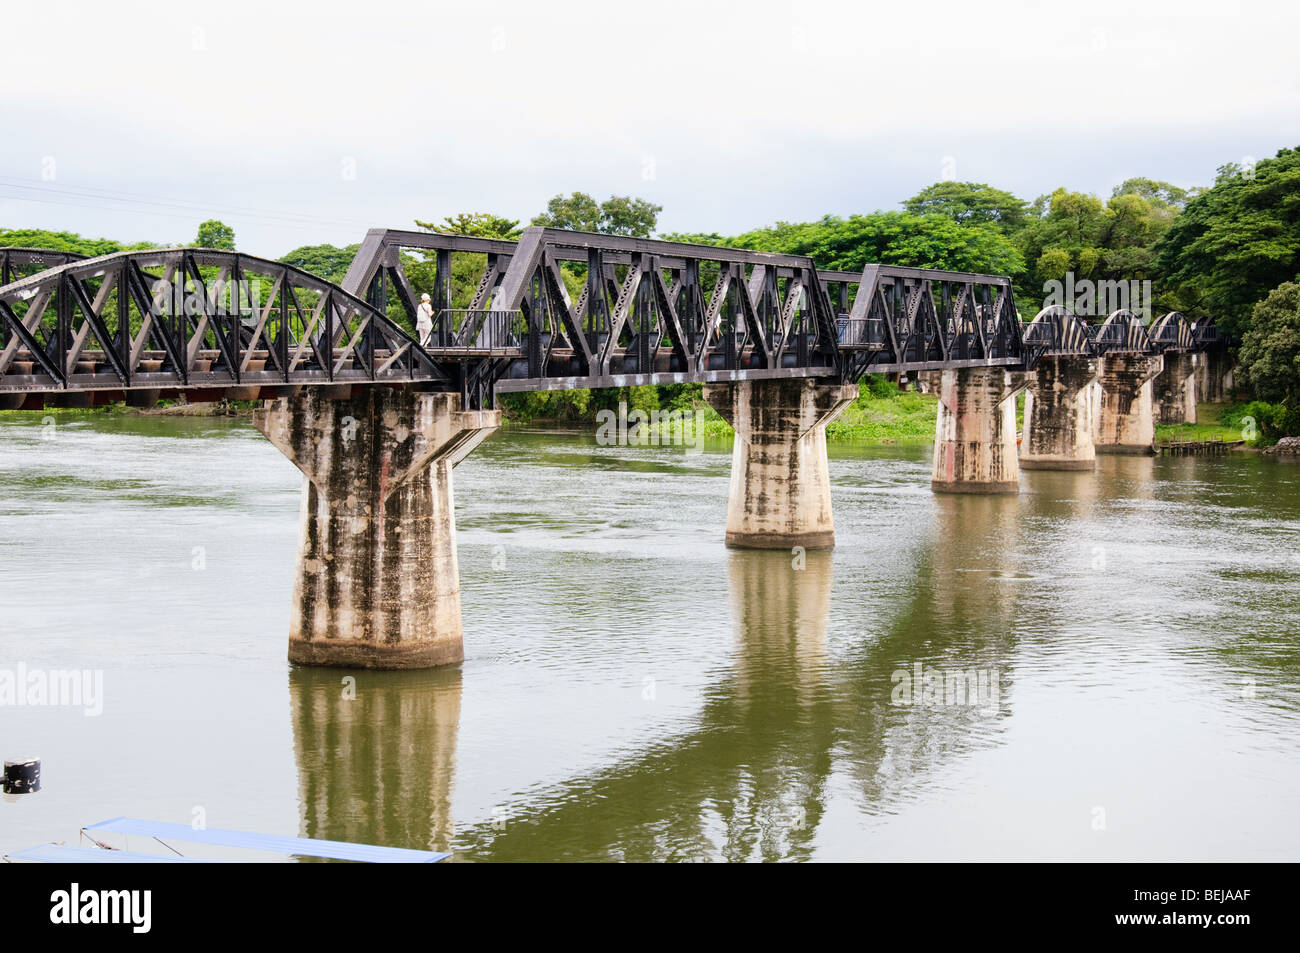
<box><xmin>0</xmin><ymin>229</ymin><xmax>1229</xmax><ymax>670</ymax></box>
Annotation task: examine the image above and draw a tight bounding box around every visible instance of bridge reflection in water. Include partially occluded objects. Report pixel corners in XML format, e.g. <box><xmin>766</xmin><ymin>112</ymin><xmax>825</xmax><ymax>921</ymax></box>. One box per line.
<box><xmin>288</xmin><ymin>494</ymin><xmax>1028</xmax><ymax>861</ymax></box>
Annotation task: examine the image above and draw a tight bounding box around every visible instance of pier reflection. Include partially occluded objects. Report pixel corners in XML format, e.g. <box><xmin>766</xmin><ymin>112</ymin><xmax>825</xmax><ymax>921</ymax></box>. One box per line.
<box><xmin>456</xmin><ymin>514</ymin><xmax>1021</xmax><ymax>861</ymax></box>
<box><xmin>289</xmin><ymin>666</ymin><xmax>462</xmax><ymax>857</ymax></box>
<box><xmin>834</xmin><ymin>493</ymin><xmax>1020</xmax><ymax>810</ymax></box>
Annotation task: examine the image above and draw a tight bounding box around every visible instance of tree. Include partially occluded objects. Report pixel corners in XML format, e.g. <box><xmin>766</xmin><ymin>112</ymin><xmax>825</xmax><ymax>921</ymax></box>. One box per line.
<box><xmin>1155</xmin><ymin>146</ymin><xmax>1300</xmax><ymax>339</ymax></box>
<box><xmin>415</xmin><ymin>212</ymin><xmax>521</xmax><ymax>239</ymax></box>
<box><xmin>280</xmin><ymin>244</ymin><xmax>360</xmax><ymax>284</ymax></box>
<box><xmin>726</xmin><ymin>212</ymin><xmax>1025</xmax><ymax>277</ymax></box>
<box><xmin>902</xmin><ymin>181</ymin><xmax>1029</xmax><ymax>233</ymax></box>
<box><xmin>531</xmin><ymin>192</ymin><xmax>662</xmax><ymax>237</ymax></box>
<box><xmin>533</xmin><ymin>193</ymin><xmax>602</xmax><ymax>233</ymax></box>
<box><xmin>1237</xmin><ymin>281</ymin><xmax>1300</xmax><ymax>414</ymax></box>
<box><xmin>598</xmin><ymin>196</ymin><xmax>661</xmax><ymax>237</ymax></box>
<box><xmin>195</xmin><ymin>219</ymin><xmax>235</xmax><ymax>250</ymax></box>
<box><xmin>1011</xmin><ymin>186</ymin><xmax>1181</xmax><ymax>309</ymax></box>
<box><xmin>1111</xmin><ymin>177</ymin><xmax>1198</xmax><ymax>210</ymax></box>
<box><xmin>0</xmin><ymin>228</ymin><xmax>156</xmax><ymax>257</ymax></box>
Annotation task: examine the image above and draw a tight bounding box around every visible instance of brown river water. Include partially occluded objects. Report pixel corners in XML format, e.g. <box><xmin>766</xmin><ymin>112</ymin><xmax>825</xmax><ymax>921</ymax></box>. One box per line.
<box><xmin>1</xmin><ymin>412</ymin><xmax>1298</xmax><ymax>861</ymax></box>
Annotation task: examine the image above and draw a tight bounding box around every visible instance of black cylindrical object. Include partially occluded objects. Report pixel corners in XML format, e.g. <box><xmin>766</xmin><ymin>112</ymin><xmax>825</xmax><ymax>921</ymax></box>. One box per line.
<box><xmin>3</xmin><ymin>758</ymin><xmax>41</xmax><ymax>794</ymax></box>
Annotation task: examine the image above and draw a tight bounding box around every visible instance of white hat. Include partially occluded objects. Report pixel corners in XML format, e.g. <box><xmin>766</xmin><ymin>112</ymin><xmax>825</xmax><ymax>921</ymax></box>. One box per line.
<box><xmin>420</xmin><ymin>292</ymin><xmax>431</xmax><ymax>301</ymax></box>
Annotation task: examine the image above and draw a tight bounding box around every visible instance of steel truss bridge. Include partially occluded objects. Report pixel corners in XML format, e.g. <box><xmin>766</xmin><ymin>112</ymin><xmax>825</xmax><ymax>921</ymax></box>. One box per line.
<box><xmin>1</xmin><ymin>230</ymin><xmax>1223</xmax><ymax>409</ymax></box>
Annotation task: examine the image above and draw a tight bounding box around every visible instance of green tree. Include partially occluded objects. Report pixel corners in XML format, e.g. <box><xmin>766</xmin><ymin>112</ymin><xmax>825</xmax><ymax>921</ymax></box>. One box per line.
<box><xmin>0</xmin><ymin>228</ymin><xmax>156</xmax><ymax>257</ymax></box>
<box><xmin>416</xmin><ymin>212</ymin><xmax>521</xmax><ymax>239</ymax></box>
<box><xmin>1155</xmin><ymin>146</ymin><xmax>1300</xmax><ymax>339</ymax></box>
<box><xmin>1237</xmin><ymin>281</ymin><xmax>1300</xmax><ymax>418</ymax></box>
<box><xmin>195</xmin><ymin>219</ymin><xmax>235</xmax><ymax>250</ymax></box>
<box><xmin>725</xmin><ymin>212</ymin><xmax>1025</xmax><ymax>276</ymax></box>
<box><xmin>1036</xmin><ymin>248</ymin><xmax>1072</xmax><ymax>283</ymax></box>
<box><xmin>532</xmin><ymin>192</ymin><xmax>662</xmax><ymax>237</ymax></box>
<box><xmin>279</xmin><ymin>243</ymin><xmax>361</xmax><ymax>284</ymax></box>
<box><xmin>598</xmin><ymin>196</ymin><xmax>661</xmax><ymax>237</ymax></box>
<box><xmin>902</xmin><ymin>181</ymin><xmax>1029</xmax><ymax>233</ymax></box>
<box><xmin>1111</xmin><ymin>177</ymin><xmax>1198</xmax><ymax>210</ymax></box>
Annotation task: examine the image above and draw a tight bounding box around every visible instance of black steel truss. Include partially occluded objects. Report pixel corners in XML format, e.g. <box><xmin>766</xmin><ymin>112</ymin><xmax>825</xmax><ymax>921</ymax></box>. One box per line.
<box><xmin>0</xmin><ymin>234</ymin><xmax>1217</xmax><ymax>407</ymax></box>
<box><xmin>0</xmin><ymin>247</ymin><xmax>85</xmax><ymax>286</ymax></box>
<box><xmin>0</xmin><ymin>248</ymin><xmax>441</xmax><ymax>395</ymax></box>
<box><xmin>823</xmin><ymin>264</ymin><xmax>1024</xmax><ymax>377</ymax></box>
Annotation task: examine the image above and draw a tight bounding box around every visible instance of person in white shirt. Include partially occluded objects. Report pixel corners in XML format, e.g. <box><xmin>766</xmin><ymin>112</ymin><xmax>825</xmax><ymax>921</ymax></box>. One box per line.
<box><xmin>416</xmin><ymin>292</ymin><xmax>435</xmax><ymax>347</ymax></box>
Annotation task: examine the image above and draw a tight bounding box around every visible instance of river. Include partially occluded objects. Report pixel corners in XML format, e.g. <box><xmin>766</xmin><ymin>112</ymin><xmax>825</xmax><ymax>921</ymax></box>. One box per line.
<box><xmin>1</xmin><ymin>410</ymin><xmax>1298</xmax><ymax>861</ymax></box>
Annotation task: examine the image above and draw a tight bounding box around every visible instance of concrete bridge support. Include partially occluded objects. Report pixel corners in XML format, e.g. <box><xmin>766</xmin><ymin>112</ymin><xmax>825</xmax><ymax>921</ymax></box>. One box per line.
<box><xmin>913</xmin><ymin>370</ymin><xmax>943</xmax><ymax>395</ymax></box>
<box><xmin>703</xmin><ymin>379</ymin><xmax>858</xmax><ymax>550</ymax></box>
<box><xmin>254</xmin><ymin>386</ymin><xmax>500</xmax><ymax>669</ymax></box>
<box><xmin>1195</xmin><ymin>347</ymin><xmax>1234</xmax><ymax>404</ymax></box>
<box><xmin>1020</xmin><ymin>357</ymin><xmax>1097</xmax><ymax>470</ymax></box>
<box><xmin>1153</xmin><ymin>351</ymin><xmax>1197</xmax><ymax>425</ymax></box>
<box><xmin>931</xmin><ymin>367</ymin><xmax>1024</xmax><ymax>494</ymax></box>
<box><xmin>1096</xmin><ymin>355</ymin><xmax>1163</xmax><ymax>454</ymax></box>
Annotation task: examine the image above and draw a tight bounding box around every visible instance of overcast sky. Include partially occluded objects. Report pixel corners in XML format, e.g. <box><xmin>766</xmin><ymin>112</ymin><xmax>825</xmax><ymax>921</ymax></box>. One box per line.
<box><xmin>1</xmin><ymin>0</ymin><xmax>1297</xmax><ymax>257</ymax></box>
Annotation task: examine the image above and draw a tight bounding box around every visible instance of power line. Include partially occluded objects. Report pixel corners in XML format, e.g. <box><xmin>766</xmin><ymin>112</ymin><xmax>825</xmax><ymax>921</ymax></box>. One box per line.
<box><xmin>0</xmin><ymin>176</ymin><xmax>383</xmax><ymax>235</ymax></box>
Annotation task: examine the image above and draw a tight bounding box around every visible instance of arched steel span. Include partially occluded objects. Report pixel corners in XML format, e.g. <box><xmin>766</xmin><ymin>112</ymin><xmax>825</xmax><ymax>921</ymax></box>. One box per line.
<box><xmin>1022</xmin><ymin>305</ymin><xmax>1095</xmax><ymax>364</ymax></box>
<box><xmin>1191</xmin><ymin>314</ymin><xmax>1226</xmax><ymax>348</ymax></box>
<box><xmin>0</xmin><ymin>247</ymin><xmax>440</xmax><ymax>395</ymax></box>
<box><xmin>1</xmin><ymin>247</ymin><xmax>86</xmax><ymax>286</ymax></box>
<box><xmin>1149</xmin><ymin>311</ymin><xmax>1195</xmax><ymax>351</ymax></box>
<box><xmin>1094</xmin><ymin>309</ymin><xmax>1154</xmax><ymax>355</ymax></box>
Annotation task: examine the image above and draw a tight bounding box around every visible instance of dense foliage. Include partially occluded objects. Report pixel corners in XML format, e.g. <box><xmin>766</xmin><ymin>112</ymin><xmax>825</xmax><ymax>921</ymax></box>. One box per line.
<box><xmin>0</xmin><ymin>227</ymin><xmax>156</xmax><ymax>257</ymax></box>
<box><xmin>667</xmin><ymin>211</ymin><xmax>1025</xmax><ymax>278</ymax></box>
<box><xmin>1236</xmin><ymin>282</ymin><xmax>1300</xmax><ymax>435</ymax></box>
<box><xmin>279</xmin><ymin>243</ymin><xmax>361</xmax><ymax>284</ymax></box>
<box><xmin>1155</xmin><ymin>148</ymin><xmax>1300</xmax><ymax>339</ymax></box>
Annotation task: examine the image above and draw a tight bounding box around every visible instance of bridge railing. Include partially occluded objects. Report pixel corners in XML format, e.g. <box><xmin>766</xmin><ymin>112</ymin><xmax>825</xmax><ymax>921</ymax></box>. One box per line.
<box><xmin>834</xmin><ymin>316</ymin><xmax>886</xmax><ymax>349</ymax></box>
<box><xmin>1194</xmin><ymin>322</ymin><xmax>1225</xmax><ymax>346</ymax></box>
<box><xmin>424</xmin><ymin>309</ymin><xmax>528</xmax><ymax>354</ymax></box>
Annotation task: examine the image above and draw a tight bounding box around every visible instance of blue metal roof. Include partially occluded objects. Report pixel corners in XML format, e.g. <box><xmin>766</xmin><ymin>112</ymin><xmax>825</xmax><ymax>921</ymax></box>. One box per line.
<box><xmin>83</xmin><ymin>817</ymin><xmax>450</xmax><ymax>863</ymax></box>
<box><xmin>5</xmin><ymin>844</ymin><xmax>224</xmax><ymax>863</ymax></box>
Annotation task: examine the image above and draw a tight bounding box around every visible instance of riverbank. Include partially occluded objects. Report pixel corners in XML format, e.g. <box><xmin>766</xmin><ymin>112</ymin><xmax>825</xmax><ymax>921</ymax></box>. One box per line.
<box><xmin>506</xmin><ymin>379</ymin><xmax>943</xmax><ymax>445</ymax></box>
<box><xmin>2</xmin><ymin>391</ymin><xmax>1279</xmax><ymax>449</ymax></box>
<box><xmin>1153</xmin><ymin>403</ymin><xmax>1255</xmax><ymax>447</ymax></box>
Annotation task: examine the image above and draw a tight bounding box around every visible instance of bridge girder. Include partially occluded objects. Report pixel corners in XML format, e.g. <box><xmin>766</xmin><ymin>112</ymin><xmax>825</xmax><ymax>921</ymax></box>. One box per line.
<box><xmin>0</xmin><ymin>247</ymin><xmax>441</xmax><ymax>396</ymax></box>
<box><xmin>0</xmin><ymin>235</ymin><xmax>1221</xmax><ymax>408</ymax></box>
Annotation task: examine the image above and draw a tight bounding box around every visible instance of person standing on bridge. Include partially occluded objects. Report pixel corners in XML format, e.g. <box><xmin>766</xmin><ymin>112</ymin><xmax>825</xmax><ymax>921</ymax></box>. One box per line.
<box><xmin>416</xmin><ymin>292</ymin><xmax>435</xmax><ymax>347</ymax></box>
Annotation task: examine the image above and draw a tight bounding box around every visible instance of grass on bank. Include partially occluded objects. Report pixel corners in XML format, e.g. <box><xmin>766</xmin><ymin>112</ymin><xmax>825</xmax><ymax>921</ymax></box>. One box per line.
<box><xmin>640</xmin><ymin>376</ymin><xmax>939</xmax><ymax>444</ymax></box>
<box><xmin>1154</xmin><ymin>403</ymin><xmax>1256</xmax><ymax>445</ymax></box>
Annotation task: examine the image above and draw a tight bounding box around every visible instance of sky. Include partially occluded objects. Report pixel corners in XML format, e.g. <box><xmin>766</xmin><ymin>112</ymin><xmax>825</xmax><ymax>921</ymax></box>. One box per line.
<box><xmin>1</xmin><ymin>0</ymin><xmax>1297</xmax><ymax>258</ymax></box>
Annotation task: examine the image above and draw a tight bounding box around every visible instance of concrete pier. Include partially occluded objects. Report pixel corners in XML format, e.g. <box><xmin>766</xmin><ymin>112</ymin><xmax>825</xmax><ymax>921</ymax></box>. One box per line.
<box><xmin>1152</xmin><ymin>351</ymin><xmax>1197</xmax><ymax>425</ymax></box>
<box><xmin>703</xmin><ymin>379</ymin><xmax>858</xmax><ymax>550</ymax></box>
<box><xmin>1096</xmin><ymin>355</ymin><xmax>1163</xmax><ymax>454</ymax></box>
<box><xmin>255</xmin><ymin>386</ymin><xmax>499</xmax><ymax>669</ymax></box>
<box><xmin>1020</xmin><ymin>357</ymin><xmax>1097</xmax><ymax>470</ymax></box>
<box><xmin>1195</xmin><ymin>347</ymin><xmax>1234</xmax><ymax>404</ymax></box>
<box><xmin>931</xmin><ymin>367</ymin><xmax>1024</xmax><ymax>494</ymax></box>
